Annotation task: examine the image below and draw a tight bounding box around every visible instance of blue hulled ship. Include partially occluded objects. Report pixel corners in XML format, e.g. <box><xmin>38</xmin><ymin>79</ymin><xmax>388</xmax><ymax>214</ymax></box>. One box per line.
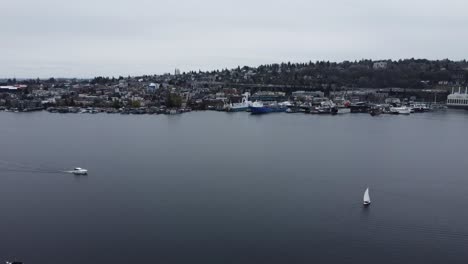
<box><xmin>249</xmin><ymin>101</ymin><xmax>289</xmax><ymax>114</ymax></box>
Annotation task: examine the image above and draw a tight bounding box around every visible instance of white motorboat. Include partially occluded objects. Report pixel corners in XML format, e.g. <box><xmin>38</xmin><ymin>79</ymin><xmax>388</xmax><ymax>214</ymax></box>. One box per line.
<box><xmin>411</xmin><ymin>103</ymin><xmax>430</xmax><ymax>112</ymax></box>
<box><xmin>337</xmin><ymin>107</ymin><xmax>351</xmax><ymax>114</ymax></box>
<box><xmin>390</xmin><ymin>106</ymin><xmax>411</xmax><ymax>115</ymax></box>
<box><xmin>71</xmin><ymin>167</ymin><xmax>88</xmax><ymax>175</ymax></box>
<box><xmin>363</xmin><ymin>187</ymin><xmax>371</xmax><ymax>206</ymax></box>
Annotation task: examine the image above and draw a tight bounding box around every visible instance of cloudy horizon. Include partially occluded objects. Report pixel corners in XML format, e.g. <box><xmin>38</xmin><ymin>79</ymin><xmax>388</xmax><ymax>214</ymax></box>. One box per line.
<box><xmin>2</xmin><ymin>0</ymin><xmax>467</xmax><ymax>78</ymax></box>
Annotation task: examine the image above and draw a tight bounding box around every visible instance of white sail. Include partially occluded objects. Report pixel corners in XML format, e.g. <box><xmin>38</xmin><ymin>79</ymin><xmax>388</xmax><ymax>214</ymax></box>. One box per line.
<box><xmin>363</xmin><ymin>188</ymin><xmax>371</xmax><ymax>204</ymax></box>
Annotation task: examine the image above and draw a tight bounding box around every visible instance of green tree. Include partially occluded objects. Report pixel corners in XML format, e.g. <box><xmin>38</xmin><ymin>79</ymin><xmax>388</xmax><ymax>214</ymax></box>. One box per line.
<box><xmin>131</xmin><ymin>100</ymin><xmax>141</xmax><ymax>108</ymax></box>
<box><xmin>112</xmin><ymin>100</ymin><xmax>122</xmax><ymax>109</ymax></box>
<box><xmin>166</xmin><ymin>93</ymin><xmax>182</xmax><ymax>108</ymax></box>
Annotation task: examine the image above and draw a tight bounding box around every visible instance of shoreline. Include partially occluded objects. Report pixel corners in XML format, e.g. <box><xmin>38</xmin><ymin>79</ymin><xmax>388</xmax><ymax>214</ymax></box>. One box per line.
<box><xmin>1</xmin><ymin>107</ymin><xmax>463</xmax><ymax>116</ymax></box>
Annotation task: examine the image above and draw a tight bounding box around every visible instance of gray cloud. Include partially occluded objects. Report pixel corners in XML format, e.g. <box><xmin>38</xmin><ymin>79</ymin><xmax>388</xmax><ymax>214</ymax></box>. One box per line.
<box><xmin>1</xmin><ymin>0</ymin><xmax>467</xmax><ymax>78</ymax></box>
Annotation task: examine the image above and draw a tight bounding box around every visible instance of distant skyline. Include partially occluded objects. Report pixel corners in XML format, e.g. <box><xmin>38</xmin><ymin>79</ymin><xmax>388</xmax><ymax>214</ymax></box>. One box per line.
<box><xmin>2</xmin><ymin>0</ymin><xmax>467</xmax><ymax>78</ymax></box>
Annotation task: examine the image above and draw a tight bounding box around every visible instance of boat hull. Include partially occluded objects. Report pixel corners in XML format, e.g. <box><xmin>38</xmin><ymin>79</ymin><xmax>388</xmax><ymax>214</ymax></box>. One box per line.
<box><xmin>337</xmin><ymin>108</ymin><xmax>351</xmax><ymax>114</ymax></box>
<box><xmin>72</xmin><ymin>172</ymin><xmax>88</xmax><ymax>175</ymax></box>
<box><xmin>249</xmin><ymin>106</ymin><xmax>287</xmax><ymax>114</ymax></box>
<box><xmin>390</xmin><ymin>107</ymin><xmax>411</xmax><ymax>115</ymax></box>
<box><xmin>447</xmin><ymin>105</ymin><xmax>468</xmax><ymax>110</ymax></box>
<box><xmin>228</xmin><ymin>106</ymin><xmax>249</xmax><ymax>112</ymax></box>
<box><xmin>350</xmin><ymin>104</ymin><xmax>370</xmax><ymax>113</ymax></box>
<box><xmin>391</xmin><ymin>111</ymin><xmax>410</xmax><ymax>115</ymax></box>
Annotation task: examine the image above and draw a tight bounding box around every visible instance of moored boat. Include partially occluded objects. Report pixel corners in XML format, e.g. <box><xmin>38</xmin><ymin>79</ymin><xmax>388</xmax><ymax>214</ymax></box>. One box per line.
<box><xmin>369</xmin><ymin>105</ymin><xmax>383</xmax><ymax>116</ymax></box>
<box><xmin>411</xmin><ymin>103</ymin><xmax>430</xmax><ymax>113</ymax></box>
<box><xmin>227</xmin><ymin>93</ymin><xmax>252</xmax><ymax>112</ymax></box>
<box><xmin>336</xmin><ymin>107</ymin><xmax>351</xmax><ymax>114</ymax></box>
<box><xmin>309</xmin><ymin>100</ymin><xmax>337</xmax><ymax>115</ymax></box>
<box><xmin>249</xmin><ymin>101</ymin><xmax>288</xmax><ymax>114</ymax></box>
<box><xmin>390</xmin><ymin>106</ymin><xmax>411</xmax><ymax>115</ymax></box>
<box><xmin>350</xmin><ymin>102</ymin><xmax>370</xmax><ymax>113</ymax></box>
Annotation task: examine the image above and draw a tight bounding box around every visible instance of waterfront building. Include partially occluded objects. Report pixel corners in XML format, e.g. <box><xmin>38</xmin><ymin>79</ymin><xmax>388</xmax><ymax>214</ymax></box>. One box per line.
<box><xmin>0</xmin><ymin>86</ymin><xmax>20</xmax><ymax>93</ymax></box>
<box><xmin>292</xmin><ymin>91</ymin><xmax>324</xmax><ymax>98</ymax></box>
<box><xmin>447</xmin><ymin>87</ymin><xmax>468</xmax><ymax>109</ymax></box>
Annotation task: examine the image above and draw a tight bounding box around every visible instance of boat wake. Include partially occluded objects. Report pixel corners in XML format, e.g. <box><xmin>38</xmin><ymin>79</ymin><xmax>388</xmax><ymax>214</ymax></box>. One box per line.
<box><xmin>0</xmin><ymin>159</ymin><xmax>73</xmax><ymax>174</ymax></box>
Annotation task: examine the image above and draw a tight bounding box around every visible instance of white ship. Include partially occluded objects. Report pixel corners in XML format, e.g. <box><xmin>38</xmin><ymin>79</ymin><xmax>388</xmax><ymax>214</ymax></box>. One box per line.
<box><xmin>447</xmin><ymin>87</ymin><xmax>468</xmax><ymax>110</ymax></box>
<box><xmin>227</xmin><ymin>93</ymin><xmax>252</xmax><ymax>112</ymax></box>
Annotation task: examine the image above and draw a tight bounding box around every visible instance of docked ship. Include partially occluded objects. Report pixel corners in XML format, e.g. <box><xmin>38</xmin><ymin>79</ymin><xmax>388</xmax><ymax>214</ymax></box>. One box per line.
<box><xmin>249</xmin><ymin>101</ymin><xmax>289</xmax><ymax>114</ymax></box>
<box><xmin>350</xmin><ymin>102</ymin><xmax>370</xmax><ymax>113</ymax></box>
<box><xmin>334</xmin><ymin>98</ymin><xmax>351</xmax><ymax>114</ymax></box>
<box><xmin>447</xmin><ymin>87</ymin><xmax>468</xmax><ymax>110</ymax></box>
<box><xmin>410</xmin><ymin>103</ymin><xmax>431</xmax><ymax>112</ymax></box>
<box><xmin>369</xmin><ymin>105</ymin><xmax>383</xmax><ymax>116</ymax></box>
<box><xmin>309</xmin><ymin>100</ymin><xmax>338</xmax><ymax>114</ymax></box>
<box><xmin>227</xmin><ymin>93</ymin><xmax>252</xmax><ymax>112</ymax></box>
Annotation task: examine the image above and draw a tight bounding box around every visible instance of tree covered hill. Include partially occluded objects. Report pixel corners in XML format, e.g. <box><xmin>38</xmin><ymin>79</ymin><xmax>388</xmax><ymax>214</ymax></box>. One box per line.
<box><xmin>192</xmin><ymin>59</ymin><xmax>468</xmax><ymax>89</ymax></box>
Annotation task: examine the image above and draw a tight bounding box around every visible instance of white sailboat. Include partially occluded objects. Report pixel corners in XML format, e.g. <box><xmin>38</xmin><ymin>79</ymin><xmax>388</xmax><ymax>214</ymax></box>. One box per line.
<box><xmin>363</xmin><ymin>187</ymin><xmax>371</xmax><ymax>206</ymax></box>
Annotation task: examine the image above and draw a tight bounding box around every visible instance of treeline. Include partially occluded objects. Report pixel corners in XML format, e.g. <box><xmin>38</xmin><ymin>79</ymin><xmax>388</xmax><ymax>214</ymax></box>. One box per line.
<box><xmin>210</xmin><ymin>59</ymin><xmax>468</xmax><ymax>88</ymax></box>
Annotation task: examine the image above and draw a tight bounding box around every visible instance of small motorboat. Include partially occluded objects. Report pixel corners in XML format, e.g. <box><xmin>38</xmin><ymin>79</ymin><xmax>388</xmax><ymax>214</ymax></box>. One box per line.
<box><xmin>71</xmin><ymin>167</ymin><xmax>88</xmax><ymax>175</ymax></box>
<box><xmin>389</xmin><ymin>106</ymin><xmax>411</xmax><ymax>115</ymax></box>
<box><xmin>363</xmin><ymin>187</ymin><xmax>371</xmax><ymax>206</ymax></box>
<box><xmin>369</xmin><ymin>105</ymin><xmax>383</xmax><ymax>116</ymax></box>
<box><xmin>6</xmin><ymin>261</ymin><xmax>23</xmax><ymax>264</ymax></box>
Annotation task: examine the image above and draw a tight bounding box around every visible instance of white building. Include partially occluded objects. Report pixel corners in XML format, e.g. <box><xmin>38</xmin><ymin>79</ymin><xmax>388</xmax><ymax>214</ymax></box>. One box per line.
<box><xmin>385</xmin><ymin>98</ymin><xmax>401</xmax><ymax>105</ymax></box>
<box><xmin>373</xmin><ymin>61</ymin><xmax>388</xmax><ymax>70</ymax></box>
<box><xmin>147</xmin><ymin>83</ymin><xmax>160</xmax><ymax>93</ymax></box>
<box><xmin>447</xmin><ymin>87</ymin><xmax>468</xmax><ymax>109</ymax></box>
<box><xmin>292</xmin><ymin>91</ymin><xmax>324</xmax><ymax>98</ymax></box>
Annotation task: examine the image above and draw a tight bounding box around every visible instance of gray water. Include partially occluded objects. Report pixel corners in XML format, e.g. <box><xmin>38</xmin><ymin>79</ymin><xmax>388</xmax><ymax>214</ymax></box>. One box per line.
<box><xmin>0</xmin><ymin>111</ymin><xmax>468</xmax><ymax>264</ymax></box>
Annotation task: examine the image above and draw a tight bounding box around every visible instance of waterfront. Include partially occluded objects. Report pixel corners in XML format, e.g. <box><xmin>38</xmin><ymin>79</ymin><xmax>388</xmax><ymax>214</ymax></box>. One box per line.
<box><xmin>1</xmin><ymin>111</ymin><xmax>468</xmax><ymax>264</ymax></box>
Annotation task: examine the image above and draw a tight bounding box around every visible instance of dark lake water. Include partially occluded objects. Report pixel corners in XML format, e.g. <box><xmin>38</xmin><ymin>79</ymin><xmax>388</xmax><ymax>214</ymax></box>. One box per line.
<box><xmin>1</xmin><ymin>110</ymin><xmax>468</xmax><ymax>264</ymax></box>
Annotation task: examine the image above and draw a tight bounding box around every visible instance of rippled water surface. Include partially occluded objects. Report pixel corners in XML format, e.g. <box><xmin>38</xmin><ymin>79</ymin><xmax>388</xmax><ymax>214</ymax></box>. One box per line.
<box><xmin>0</xmin><ymin>110</ymin><xmax>468</xmax><ymax>264</ymax></box>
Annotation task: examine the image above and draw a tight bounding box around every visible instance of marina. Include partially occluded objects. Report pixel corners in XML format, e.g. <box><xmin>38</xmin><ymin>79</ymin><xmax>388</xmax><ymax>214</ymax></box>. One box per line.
<box><xmin>0</xmin><ymin>88</ymin><xmax>454</xmax><ymax>118</ymax></box>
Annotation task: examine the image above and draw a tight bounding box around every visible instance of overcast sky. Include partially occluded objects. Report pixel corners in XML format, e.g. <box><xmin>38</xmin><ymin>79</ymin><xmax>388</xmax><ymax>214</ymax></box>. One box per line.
<box><xmin>1</xmin><ymin>0</ymin><xmax>467</xmax><ymax>78</ymax></box>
